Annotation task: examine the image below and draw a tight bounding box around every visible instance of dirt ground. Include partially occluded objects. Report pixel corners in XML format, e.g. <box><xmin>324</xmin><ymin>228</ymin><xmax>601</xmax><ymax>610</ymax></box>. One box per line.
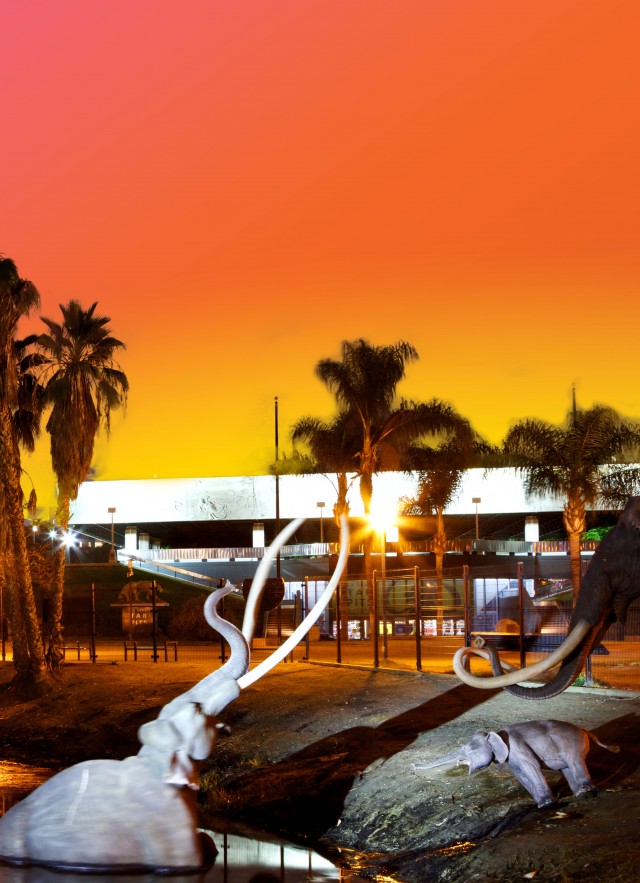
<box><xmin>1</xmin><ymin>658</ymin><xmax>639</xmax><ymax>882</ymax></box>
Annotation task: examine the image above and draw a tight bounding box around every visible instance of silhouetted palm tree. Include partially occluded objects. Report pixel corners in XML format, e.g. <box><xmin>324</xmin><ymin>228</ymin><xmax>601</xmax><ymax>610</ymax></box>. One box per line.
<box><xmin>314</xmin><ymin>339</ymin><xmax>469</xmax><ymax>517</ymax></box>
<box><xmin>37</xmin><ymin>300</ymin><xmax>128</xmax><ymax>668</ymax></box>
<box><xmin>504</xmin><ymin>404</ymin><xmax>640</xmax><ymax>598</ymax></box>
<box><xmin>291</xmin><ymin>410</ymin><xmax>361</xmax><ymax>527</ymax></box>
<box><xmin>304</xmin><ymin>338</ymin><xmax>472</xmax><ymax>628</ymax></box>
<box><xmin>0</xmin><ymin>256</ymin><xmax>48</xmax><ymax>692</ymax></box>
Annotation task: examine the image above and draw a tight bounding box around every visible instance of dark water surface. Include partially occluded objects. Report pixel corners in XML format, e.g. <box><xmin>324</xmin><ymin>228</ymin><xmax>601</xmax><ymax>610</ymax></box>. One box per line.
<box><xmin>0</xmin><ymin>763</ymin><xmax>365</xmax><ymax>882</ymax></box>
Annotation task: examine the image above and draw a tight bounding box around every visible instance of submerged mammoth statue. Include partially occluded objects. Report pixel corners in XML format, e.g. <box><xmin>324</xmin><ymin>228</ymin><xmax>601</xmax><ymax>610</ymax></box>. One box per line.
<box><xmin>0</xmin><ymin>516</ymin><xmax>349</xmax><ymax>875</ymax></box>
<box><xmin>413</xmin><ymin>719</ymin><xmax>619</xmax><ymax>808</ymax></box>
<box><xmin>454</xmin><ymin>496</ymin><xmax>640</xmax><ymax>699</ymax></box>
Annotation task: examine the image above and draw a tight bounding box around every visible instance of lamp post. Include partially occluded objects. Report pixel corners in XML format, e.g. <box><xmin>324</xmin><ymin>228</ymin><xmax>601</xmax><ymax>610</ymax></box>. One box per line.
<box><xmin>317</xmin><ymin>501</ymin><xmax>325</xmax><ymax>544</ymax></box>
<box><xmin>472</xmin><ymin>497</ymin><xmax>481</xmax><ymax>542</ymax></box>
<box><xmin>108</xmin><ymin>507</ymin><xmax>116</xmax><ymax>563</ymax></box>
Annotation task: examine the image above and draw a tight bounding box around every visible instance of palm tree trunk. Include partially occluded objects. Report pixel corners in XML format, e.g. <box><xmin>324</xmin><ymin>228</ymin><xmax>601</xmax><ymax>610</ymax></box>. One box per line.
<box><xmin>44</xmin><ymin>495</ymin><xmax>69</xmax><ymax>671</ymax></box>
<box><xmin>433</xmin><ymin>509</ymin><xmax>447</xmax><ymax>635</ymax></box>
<box><xmin>0</xmin><ymin>403</ymin><xmax>48</xmax><ymax>693</ymax></box>
<box><xmin>358</xmin><ymin>469</ymin><xmax>377</xmax><ymax>637</ymax></box>
<box><xmin>6</xmin><ymin>557</ymin><xmax>29</xmax><ymax>676</ymax></box>
<box><xmin>563</xmin><ymin>499</ymin><xmax>586</xmax><ymax>604</ymax></box>
<box><xmin>333</xmin><ymin>474</ymin><xmax>351</xmax><ymax>642</ymax></box>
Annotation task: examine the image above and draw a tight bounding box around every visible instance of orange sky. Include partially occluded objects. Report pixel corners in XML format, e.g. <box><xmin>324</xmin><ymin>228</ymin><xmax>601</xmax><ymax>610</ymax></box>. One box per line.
<box><xmin>3</xmin><ymin>0</ymin><xmax>640</xmax><ymax>513</ymax></box>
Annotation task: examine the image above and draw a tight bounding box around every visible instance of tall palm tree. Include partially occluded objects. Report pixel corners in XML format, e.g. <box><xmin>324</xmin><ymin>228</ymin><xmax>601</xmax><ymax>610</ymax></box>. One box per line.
<box><xmin>310</xmin><ymin>338</ymin><xmax>471</xmax><ymax>628</ymax></box>
<box><xmin>315</xmin><ymin>339</ymin><xmax>470</xmax><ymax>517</ymax></box>
<box><xmin>504</xmin><ymin>404</ymin><xmax>640</xmax><ymax>599</ymax></box>
<box><xmin>0</xmin><ymin>256</ymin><xmax>48</xmax><ymax>693</ymax></box>
<box><xmin>37</xmin><ymin>300</ymin><xmax>128</xmax><ymax>668</ymax></box>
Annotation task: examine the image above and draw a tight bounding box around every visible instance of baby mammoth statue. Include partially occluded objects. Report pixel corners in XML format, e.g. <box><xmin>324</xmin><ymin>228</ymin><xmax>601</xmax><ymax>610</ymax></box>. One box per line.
<box><xmin>413</xmin><ymin>719</ymin><xmax>619</xmax><ymax>808</ymax></box>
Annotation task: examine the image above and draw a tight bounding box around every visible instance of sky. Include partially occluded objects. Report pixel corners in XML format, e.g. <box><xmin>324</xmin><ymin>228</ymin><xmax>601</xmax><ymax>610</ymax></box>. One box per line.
<box><xmin>3</xmin><ymin>0</ymin><xmax>640</xmax><ymax>514</ymax></box>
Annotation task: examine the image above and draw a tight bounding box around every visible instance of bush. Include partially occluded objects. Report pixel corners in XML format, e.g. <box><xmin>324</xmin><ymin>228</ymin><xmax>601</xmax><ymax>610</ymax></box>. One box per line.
<box><xmin>167</xmin><ymin>596</ymin><xmax>215</xmax><ymax>641</ymax></box>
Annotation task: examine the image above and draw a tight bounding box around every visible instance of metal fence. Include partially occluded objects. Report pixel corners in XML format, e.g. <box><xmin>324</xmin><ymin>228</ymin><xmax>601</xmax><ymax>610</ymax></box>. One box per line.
<box><xmin>300</xmin><ymin>561</ymin><xmax>640</xmax><ymax>692</ymax></box>
<box><xmin>2</xmin><ymin>560</ymin><xmax>638</xmax><ymax>693</ymax></box>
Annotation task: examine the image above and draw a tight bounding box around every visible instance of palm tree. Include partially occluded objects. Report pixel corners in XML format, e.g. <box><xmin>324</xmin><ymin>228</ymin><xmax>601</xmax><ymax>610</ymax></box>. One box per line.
<box><xmin>291</xmin><ymin>410</ymin><xmax>361</xmax><ymax>526</ymax></box>
<box><xmin>309</xmin><ymin>338</ymin><xmax>471</xmax><ymax>629</ymax></box>
<box><xmin>503</xmin><ymin>403</ymin><xmax>640</xmax><ymax>599</ymax></box>
<box><xmin>36</xmin><ymin>300</ymin><xmax>128</xmax><ymax>668</ymax></box>
<box><xmin>401</xmin><ymin>434</ymin><xmax>498</xmax><ymax>631</ymax></box>
<box><xmin>314</xmin><ymin>339</ymin><xmax>470</xmax><ymax>517</ymax></box>
<box><xmin>0</xmin><ymin>256</ymin><xmax>49</xmax><ymax>693</ymax></box>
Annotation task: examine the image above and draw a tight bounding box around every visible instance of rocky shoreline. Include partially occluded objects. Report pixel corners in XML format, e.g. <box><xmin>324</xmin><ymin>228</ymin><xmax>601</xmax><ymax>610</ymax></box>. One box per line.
<box><xmin>1</xmin><ymin>661</ymin><xmax>640</xmax><ymax>881</ymax></box>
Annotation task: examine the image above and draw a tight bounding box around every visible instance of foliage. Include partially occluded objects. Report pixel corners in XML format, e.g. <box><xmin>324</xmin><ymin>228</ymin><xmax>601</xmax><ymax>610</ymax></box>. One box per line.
<box><xmin>269</xmin><ymin>448</ymin><xmax>317</xmax><ymax>475</ymax></box>
<box><xmin>167</xmin><ymin>591</ymin><xmax>244</xmax><ymax>640</ymax></box>
<box><xmin>504</xmin><ymin>402</ymin><xmax>640</xmax><ymax>597</ymax></box>
<box><xmin>0</xmin><ymin>255</ymin><xmax>129</xmax><ymax>689</ymax></box>
<box><xmin>582</xmin><ymin>525</ymin><xmax>614</xmax><ymax>542</ymax></box>
<box><xmin>0</xmin><ymin>255</ymin><xmax>48</xmax><ymax>692</ymax></box>
<box><xmin>293</xmin><ymin>339</ymin><xmax>472</xmax><ymax>521</ymax></box>
<box><xmin>37</xmin><ymin>300</ymin><xmax>129</xmax><ymax>502</ymax></box>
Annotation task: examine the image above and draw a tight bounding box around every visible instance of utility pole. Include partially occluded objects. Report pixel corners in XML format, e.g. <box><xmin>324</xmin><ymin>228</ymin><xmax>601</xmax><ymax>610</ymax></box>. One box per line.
<box><xmin>275</xmin><ymin>396</ymin><xmax>281</xmax><ymax>579</ymax></box>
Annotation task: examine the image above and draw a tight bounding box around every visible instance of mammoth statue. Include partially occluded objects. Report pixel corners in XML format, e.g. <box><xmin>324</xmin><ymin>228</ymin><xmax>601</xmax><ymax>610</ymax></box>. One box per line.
<box><xmin>0</xmin><ymin>516</ymin><xmax>349</xmax><ymax>875</ymax></box>
<box><xmin>454</xmin><ymin>496</ymin><xmax>640</xmax><ymax>699</ymax></box>
<box><xmin>412</xmin><ymin>719</ymin><xmax>619</xmax><ymax>808</ymax></box>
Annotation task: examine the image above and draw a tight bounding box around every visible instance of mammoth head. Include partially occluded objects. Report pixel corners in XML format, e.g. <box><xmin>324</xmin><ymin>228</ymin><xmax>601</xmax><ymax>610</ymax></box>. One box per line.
<box><xmin>413</xmin><ymin>730</ymin><xmax>509</xmax><ymax>777</ymax></box>
<box><xmin>138</xmin><ymin>702</ymin><xmax>229</xmax><ymax>789</ymax></box>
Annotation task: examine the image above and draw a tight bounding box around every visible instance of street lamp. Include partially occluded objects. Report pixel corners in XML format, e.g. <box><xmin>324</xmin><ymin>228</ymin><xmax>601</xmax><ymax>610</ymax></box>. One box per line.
<box><xmin>472</xmin><ymin>497</ymin><xmax>481</xmax><ymax>542</ymax></box>
<box><xmin>317</xmin><ymin>501</ymin><xmax>326</xmax><ymax>544</ymax></box>
<box><xmin>108</xmin><ymin>507</ymin><xmax>116</xmax><ymax>563</ymax></box>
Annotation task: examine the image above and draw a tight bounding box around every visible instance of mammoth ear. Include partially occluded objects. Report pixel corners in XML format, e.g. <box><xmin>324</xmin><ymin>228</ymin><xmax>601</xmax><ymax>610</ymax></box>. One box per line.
<box><xmin>487</xmin><ymin>731</ymin><xmax>509</xmax><ymax>763</ymax></box>
<box><xmin>138</xmin><ymin>718</ymin><xmax>181</xmax><ymax>751</ymax></box>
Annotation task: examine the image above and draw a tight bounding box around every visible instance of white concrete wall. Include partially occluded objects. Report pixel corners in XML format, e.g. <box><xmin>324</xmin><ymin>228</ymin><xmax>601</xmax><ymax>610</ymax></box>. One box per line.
<box><xmin>69</xmin><ymin>468</ymin><xmax>565</xmax><ymax>526</ymax></box>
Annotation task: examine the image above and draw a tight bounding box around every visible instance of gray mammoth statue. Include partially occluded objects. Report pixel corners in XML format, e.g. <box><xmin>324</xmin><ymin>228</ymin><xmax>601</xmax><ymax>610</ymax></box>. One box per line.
<box><xmin>413</xmin><ymin>719</ymin><xmax>619</xmax><ymax>808</ymax></box>
<box><xmin>454</xmin><ymin>496</ymin><xmax>640</xmax><ymax>699</ymax></box>
<box><xmin>0</xmin><ymin>516</ymin><xmax>349</xmax><ymax>875</ymax></box>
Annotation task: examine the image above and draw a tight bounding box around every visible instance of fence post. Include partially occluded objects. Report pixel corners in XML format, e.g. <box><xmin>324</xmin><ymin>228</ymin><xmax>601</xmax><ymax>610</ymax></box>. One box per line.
<box><xmin>303</xmin><ymin>578</ymin><xmax>310</xmax><ymax>660</ymax></box>
<box><xmin>414</xmin><ymin>566</ymin><xmax>422</xmax><ymax>671</ymax></box>
<box><xmin>90</xmin><ymin>582</ymin><xmax>97</xmax><ymax>663</ymax></box>
<box><xmin>372</xmin><ymin>571</ymin><xmax>379</xmax><ymax>669</ymax></box>
<box><xmin>336</xmin><ymin>579</ymin><xmax>342</xmax><ymax>664</ymax></box>
<box><xmin>151</xmin><ymin>580</ymin><xmax>158</xmax><ymax>662</ymax></box>
<box><xmin>463</xmin><ymin>565</ymin><xmax>471</xmax><ymax>646</ymax></box>
<box><xmin>517</xmin><ymin>561</ymin><xmax>526</xmax><ymax>669</ymax></box>
<box><xmin>584</xmin><ymin>651</ymin><xmax>593</xmax><ymax>686</ymax></box>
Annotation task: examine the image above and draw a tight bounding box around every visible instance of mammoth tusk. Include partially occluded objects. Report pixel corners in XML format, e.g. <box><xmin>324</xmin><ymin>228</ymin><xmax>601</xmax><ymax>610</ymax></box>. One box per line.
<box><xmin>452</xmin><ymin>619</ymin><xmax>592</xmax><ymax>689</ymax></box>
<box><xmin>238</xmin><ymin>515</ymin><xmax>349</xmax><ymax>690</ymax></box>
<box><xmin>242</xmin><ymin>517</ymin><xmax>306</xmax><ymax>643</ymax></box>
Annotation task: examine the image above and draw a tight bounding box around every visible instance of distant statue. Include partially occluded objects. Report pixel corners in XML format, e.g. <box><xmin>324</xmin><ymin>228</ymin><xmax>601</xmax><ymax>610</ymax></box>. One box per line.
<box><xmin>117</xmin><ymin>581</ymin><xmax>163</xmax><ymax>604</ymax></box>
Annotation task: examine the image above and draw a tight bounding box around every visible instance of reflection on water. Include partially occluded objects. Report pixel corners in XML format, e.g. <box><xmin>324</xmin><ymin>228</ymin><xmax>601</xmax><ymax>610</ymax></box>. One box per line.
<box><xmin>0</xmin><ymin>763</ymin><xmax>364</xmax><ymax>882</ymax></box>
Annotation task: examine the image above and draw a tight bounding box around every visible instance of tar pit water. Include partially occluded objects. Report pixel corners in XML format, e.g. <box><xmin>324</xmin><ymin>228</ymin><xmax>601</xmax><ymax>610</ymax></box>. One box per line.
<box><xmin>0</xmin><ymin>763</ymin><xmax>365</xmax><ymax>883</ymax></box>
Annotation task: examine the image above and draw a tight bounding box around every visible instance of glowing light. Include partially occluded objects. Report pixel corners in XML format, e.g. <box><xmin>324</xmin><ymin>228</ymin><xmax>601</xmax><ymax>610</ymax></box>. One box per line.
<box><xmin>369</xmin><ymin>503</ymin><xmax>398</xmax><ymax>537</ymax></box>
<box><xmin>63</xmin><ymin>531</ymin><xmax>77</xmax><ymax>548</ymax></box>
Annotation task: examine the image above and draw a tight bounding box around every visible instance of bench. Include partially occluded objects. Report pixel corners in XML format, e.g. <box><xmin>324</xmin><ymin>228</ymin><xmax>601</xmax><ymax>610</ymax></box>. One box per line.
<box><xmin>62</xmin><ymin>641</ymin><xmax>91</xmax><ymax>660</ymax></box>
<box><xmin>123</xmin><ymin>640</ymin><xmax>179</xmax><ymax>662</ymax></box>
<box><xmin>470</xmin><ymin>631</ymin><xmax>609</xmax><ymax>655</ymax></box>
